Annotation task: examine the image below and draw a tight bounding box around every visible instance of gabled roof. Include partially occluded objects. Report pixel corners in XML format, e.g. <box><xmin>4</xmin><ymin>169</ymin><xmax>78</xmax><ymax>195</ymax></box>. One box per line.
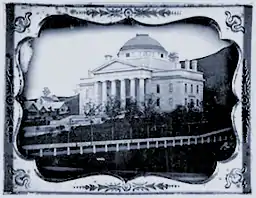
<box><xmin>92</xmin><ymin>59</ymin><xmax>137</xmax><ymax>73</ymax></box>
<box><xmin>92</xmin><ymin>59</ymin><xmax>153</xmax><ymax>74</ymax></box>
<box><xmin>24</xmin><ymin>101</ymin><xmax>38</xmax><ymax>111</ymax></box>
<box><xmin>39</xmin><ymin>106</ymin><xmax>48</xmax><ymax>112</ymax></box>
<box><xmin>27</xmin><ymin>98</ymin><xmax>37</xmax><ymax>102</ymax></box>
<box><xmin>44</xmin><ymin>101</ymin><xmax>66</xmax><ymax>110</ymax></box>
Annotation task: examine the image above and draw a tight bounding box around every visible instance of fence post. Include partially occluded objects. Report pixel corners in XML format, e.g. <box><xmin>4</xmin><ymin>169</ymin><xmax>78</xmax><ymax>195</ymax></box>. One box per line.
<box><xmin>53</xmin><ymin>148</ymin><xmax>57</xmax><ymax>156</ymax></box>
<box><xmin>137</xmin><ymin>142</ymin><xmax>140</xmax><ymax>149</ymax></box>
<box><xmin>40</xmin><ymin>149</ymin><xmax>43</xmax><ymax>157</ymax></box>
<box><xmin>80</xmin><ymin>146</ymin><xmax>83</xmax><ymax>155</ymax></box>
<box><xmin>116</xmin><ymin>143</ymin><xmax>119</xmax><ymax>152</ymax></box>
<box><xmin>127</xmin><ymin>142</ymin><xmax>130</xmax><ymax>150</ymax></box>
<box><xmin>67</xmin><ymin>147</ymin><xmax>70</xmax><ymax>155</ymax></box>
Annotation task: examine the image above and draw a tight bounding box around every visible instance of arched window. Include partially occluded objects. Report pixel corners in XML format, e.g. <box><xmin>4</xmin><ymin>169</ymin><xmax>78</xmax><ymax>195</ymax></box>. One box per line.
<box><xmin>161</xmin><ymin>54</ymin><xmax>164</xmax><ymax>58</ymax></box>
<box><xmin>156</xmin><ymin>84</ymin><xmax>160</xmax><ymax>93</ymax></box>
<box><xmin>196</xmin><ymin>85</ymin><xmax>199</xmax><ymax>94</ymax></box>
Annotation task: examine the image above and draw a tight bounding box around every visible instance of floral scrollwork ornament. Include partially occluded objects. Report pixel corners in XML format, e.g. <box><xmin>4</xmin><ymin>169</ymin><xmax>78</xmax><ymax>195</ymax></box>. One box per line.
<box><xmin>74</xmin><ymin>182</ymin><xmax>179</xmax><ymax>192</ymax></box>
<box><xmin>10</xmin><ymin>168</ymin><xmax>31</xmax><ymax>189</ymax></box>
<box><xmin>225</xmin><ymin>11</ymin><xmax>245</xmax><ymax>33</ymax></box>
<box><xmin>225</xmin><ymin>167</ymin><xmax>247</xmax><ymax>188</ymax></box>
<box><xmin>14</xmin><ymin>12</ymin><xmax>32</xmax><ymax>33</ymax></box>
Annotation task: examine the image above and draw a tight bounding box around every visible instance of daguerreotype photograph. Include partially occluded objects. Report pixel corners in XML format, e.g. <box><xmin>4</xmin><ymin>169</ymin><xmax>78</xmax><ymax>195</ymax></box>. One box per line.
<box><xmin>3</xmin><ymin>1</ymin><xmax>252</xmax><ymax>195</ymax></box>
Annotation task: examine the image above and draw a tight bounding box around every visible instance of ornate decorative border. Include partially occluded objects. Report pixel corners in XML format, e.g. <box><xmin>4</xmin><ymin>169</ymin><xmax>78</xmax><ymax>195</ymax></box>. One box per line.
<box><xmin>4</xmin><ymin>3</ymin><xmax>252</xmax><ymax>194</ymax></box>
<box><xmin>69</xmin><ymin>7</ymin><xmax>182</xmax><ymax>18</ymax></box>
<box><xmin>74</xmin><ymin>182</ymin><xmax>180</xmax><ymax>193</ymax></box>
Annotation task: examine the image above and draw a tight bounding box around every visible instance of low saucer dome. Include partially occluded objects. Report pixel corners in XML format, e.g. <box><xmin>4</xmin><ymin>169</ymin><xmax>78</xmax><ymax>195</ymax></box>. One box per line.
<box><xmin>119</xmin><ymin>34</ymin><xmax>167</xmax><ymax>52</ymax></box>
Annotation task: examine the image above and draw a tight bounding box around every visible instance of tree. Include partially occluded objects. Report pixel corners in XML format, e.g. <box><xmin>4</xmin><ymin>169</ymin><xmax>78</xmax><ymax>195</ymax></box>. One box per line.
<box><xmin>170</xmin><ymin>105</ymin><xmax>187</xmax><ymax>136</ymax></box>
<box><xmin>168</xmin><ymin>52</ymin><xmax>179</xmax><ymax>61</ymax></box>
<box><xmin>84</xmin><ymin>101</ymin><xmax>102</xmax><ymax>142</ymax></box>
<box><xmin>42</xmin><ymin>87</ymin><xmax>51</xmax><ymax>97</ymax></box>
<box><xmin>104</xmin><ymin>96</ymin><xmax>124</xmax><ymax>139</ymax></box>
<box><xmin>138</xmin><ymin>94</ymin><xmax>158</xmax><ymax>138</ymax></box>
<box><xmin>124</xmin><ymin>98</ymin><xmax>140</xmax><ymax>139</ymax></box>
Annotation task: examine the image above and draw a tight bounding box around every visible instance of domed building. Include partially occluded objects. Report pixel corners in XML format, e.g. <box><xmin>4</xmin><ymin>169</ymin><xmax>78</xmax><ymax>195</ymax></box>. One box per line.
<box><xmin>78</xmin><ymin>34</ymin><xmax>204</xmax><ymax>114</ymax></box>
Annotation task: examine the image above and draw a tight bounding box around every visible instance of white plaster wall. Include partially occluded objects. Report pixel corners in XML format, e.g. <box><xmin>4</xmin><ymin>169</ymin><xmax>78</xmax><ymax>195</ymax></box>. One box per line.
<box><xmin>79</xmin><ymin>84</ymin><xmax>95</xmax><ymax>114</ymax></box>
<box><xmin>151</xmin><ymin>76</ymin><xmax>204</xmax><ymax>112</ymax></box>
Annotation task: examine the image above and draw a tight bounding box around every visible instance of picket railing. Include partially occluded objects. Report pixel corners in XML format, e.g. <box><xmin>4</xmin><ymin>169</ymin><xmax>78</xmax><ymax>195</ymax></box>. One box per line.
<box><xmin>22</xmin><ymin>127</ymin><xmax>233</xmax><ymax>157</ymax></box>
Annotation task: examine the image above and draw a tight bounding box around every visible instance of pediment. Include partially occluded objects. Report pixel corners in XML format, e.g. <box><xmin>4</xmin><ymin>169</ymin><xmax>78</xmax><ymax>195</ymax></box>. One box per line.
<box><xmin>28</xmin><ymin>104</ymin><xmax>38</xmax><ymax>112</ymax></box>
<box><xmin>93</xmin><ymin>60</ymin><xmax>138</xmax><ymax>74</ymax></box>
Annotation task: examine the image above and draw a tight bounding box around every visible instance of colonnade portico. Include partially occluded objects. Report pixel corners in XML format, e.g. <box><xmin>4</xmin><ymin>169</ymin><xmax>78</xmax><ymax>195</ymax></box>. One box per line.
<box><xmin>94</xmin><ymin>77</ymin><xmax>149</xmax><ymax>106</ymax></box>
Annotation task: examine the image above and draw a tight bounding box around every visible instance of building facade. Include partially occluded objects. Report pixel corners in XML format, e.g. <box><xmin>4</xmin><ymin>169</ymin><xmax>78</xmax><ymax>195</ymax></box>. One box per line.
<box><xmin>78</xmin><ymin>34</ymin><xmax>204</xmax><ymax>114</ymax></box>
<box><xmin>24</xmin><ymin>95</ymin><xmax>70</xmax><ymax>125</ymax></box>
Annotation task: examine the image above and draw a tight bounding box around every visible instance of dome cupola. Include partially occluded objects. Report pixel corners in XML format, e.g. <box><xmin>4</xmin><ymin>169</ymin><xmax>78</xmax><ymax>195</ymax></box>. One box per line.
<box><xmin>118</xmin><ymin>34</ymin><xmax>167</xmax><ymax>59</ymax></box>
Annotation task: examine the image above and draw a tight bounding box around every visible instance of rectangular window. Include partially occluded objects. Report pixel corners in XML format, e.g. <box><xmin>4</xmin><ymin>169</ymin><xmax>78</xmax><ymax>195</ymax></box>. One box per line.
<box><xmin>185</xmin><ymin>83</ymin><xmax>187</xmax><ymax>93</ymax></box>
<box><xmin>169</xmin><ymin>83</ymin><xmax>173</xmax><ymax>92</ymax></box>
<box><xmin>190</xmin><ymin>99</ymin><xmax>194</xmax><ymax>107</ymax></box>
<box><xmin>126</xmin><ymin>53</ymin><xmax>130</xmax><ymax>57</ymax></box>
<box><xmin>191</xmin><ymin>84</ymin><xmax>193</xmax><ymax>93</ymax></box>
<box><xmin>197</xmin><ymin>99</ymin><xmax>200</xmax><ymax>106</ymax></box>
<box><xmin>161</xmin><ymin>54</ymin><xmax>164</xmax><ymax>58</ymax></box>
<box><xmin>157</xmin><ymin>98</ymin><xmax>160</xmax><ymax>107</ymax></box>
<box><xmin>190</xmin><ymin>63</ymin><xmax>193</xmax><ymax>69</ymax></box>
<box><xmin>197</xmin><ymin>85</ymin><xmax>199</xmax><ymax>94</ymax></box>
<box><xmin>185</xmin><ymin>98</ymin><xmax>187</xmax><ymax>105</ymax></box>
<box><xmin>156</xmin><ymin>84</ymin><xmax>160</xmax><ymax>93</ymax></box>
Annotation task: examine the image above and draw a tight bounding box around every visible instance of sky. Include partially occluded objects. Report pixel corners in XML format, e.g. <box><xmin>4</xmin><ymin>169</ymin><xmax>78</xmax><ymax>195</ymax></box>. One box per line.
<box><xmin>26</xmin><ymin>23</ymin><xmax>231</xmax><ymax>99</ymax></box>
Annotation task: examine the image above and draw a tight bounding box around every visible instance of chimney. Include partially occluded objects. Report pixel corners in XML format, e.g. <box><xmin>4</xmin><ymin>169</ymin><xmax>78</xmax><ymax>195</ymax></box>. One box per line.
<box><xmin>88</xmin><ymin>70</ymin><xmax>92</xmax><ymax>78</ymax></box>
<box><xmin>104</xmin><ymin>55</ymin><xmax>112</xmax><ymax>61</ymax></box>
<box><xmin>175</xmin><ymin>62</ymin><xmax>181</xmax><ymax>69</ymax></box>
<box><xmin>191</xmin><ymin>60</ymin><xmax>198</xmax><ymax>71</ymax></box>
<box><xmin>185</xmin><ymin>59</ymin><xmax>190</xmax><ymax>69</ymax></box>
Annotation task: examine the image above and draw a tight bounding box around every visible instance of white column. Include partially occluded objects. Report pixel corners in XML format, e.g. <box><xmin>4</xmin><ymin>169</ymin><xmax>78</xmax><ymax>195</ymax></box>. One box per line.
<box><xmin>139</xmin><ymin>78</ymin><xmax>145</xmax><ymax>103</ymax></box>
<box><xmin>111</xmin><ymin>80</ymin><xmax>116</xmax><ymax>98</ymax></box>
<box><xmin>146</xmin><ymin>78</ymin><xmax>152</xmax><ymax>95</ymax></box>
<box><xmin>120</xmin><ymin>79</ymin><xmax>126</xmax><ymax>107</ymax></box>
<box><xmin>130</xmin><ymin>78</ymin><xmax>136</xmax><ymax>100</ymax></box>
<box><xmin>94</xmin><ymin>81</ymin><xmax>100</xmax><ymax>104</ymax></box>
<box><xmin>102</xmin><ymin>80</ymin><xmax>107</xmax><ymax>103</ymax></box>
